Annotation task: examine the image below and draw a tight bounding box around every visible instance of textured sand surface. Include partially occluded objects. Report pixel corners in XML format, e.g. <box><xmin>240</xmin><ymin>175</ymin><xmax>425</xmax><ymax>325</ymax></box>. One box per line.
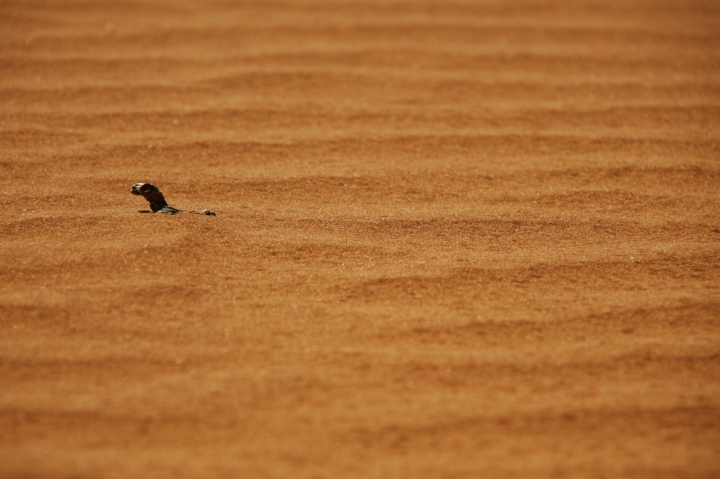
<box><xmin>1</xmin><ymin>1</ymin><xmax>719</xmax><ymax>477</ymax></box>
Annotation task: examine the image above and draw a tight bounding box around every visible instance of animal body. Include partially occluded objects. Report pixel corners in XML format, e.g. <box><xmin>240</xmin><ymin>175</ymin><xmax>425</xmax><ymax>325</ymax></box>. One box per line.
<box><xmin>131</xmin><ymin>183</ymin><xmax>216</xmax><ymax>216</ymax></box>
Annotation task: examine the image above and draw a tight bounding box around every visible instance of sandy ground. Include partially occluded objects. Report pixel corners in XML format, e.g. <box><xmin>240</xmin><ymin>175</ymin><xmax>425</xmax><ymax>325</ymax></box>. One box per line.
<box><xmin>1</xmin><ymin>1</ymin><xmax>719</xmax><ymax>477</ymax></box>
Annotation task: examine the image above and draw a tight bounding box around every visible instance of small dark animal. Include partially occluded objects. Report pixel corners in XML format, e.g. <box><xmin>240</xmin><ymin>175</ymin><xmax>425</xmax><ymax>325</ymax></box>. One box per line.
<box><xmin>131</xmin><ymin>183</ymin><xmax>216</xmax><ymax>216</ymax></box>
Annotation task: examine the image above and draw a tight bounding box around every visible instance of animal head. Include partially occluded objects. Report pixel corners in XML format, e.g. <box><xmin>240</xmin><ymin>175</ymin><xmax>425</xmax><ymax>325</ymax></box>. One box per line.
<box><xmin>131</xmin><ymin>183</ymin><xmax>169</xmax><ymax>212</ymax></box>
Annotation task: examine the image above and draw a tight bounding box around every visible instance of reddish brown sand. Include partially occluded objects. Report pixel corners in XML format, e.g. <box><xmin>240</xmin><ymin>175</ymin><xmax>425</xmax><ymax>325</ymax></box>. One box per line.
<box><xmin>1</xmin><ymin>1</ymin><xmax>719</xmax><ymax>477</ymax></box>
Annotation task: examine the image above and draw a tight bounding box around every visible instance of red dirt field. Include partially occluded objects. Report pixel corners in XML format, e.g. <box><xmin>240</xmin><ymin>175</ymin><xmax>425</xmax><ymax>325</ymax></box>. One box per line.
<box><xmin>1</xmin><ymin>1</ymin><xmax>719</xmax><ymax>477</ymax></box>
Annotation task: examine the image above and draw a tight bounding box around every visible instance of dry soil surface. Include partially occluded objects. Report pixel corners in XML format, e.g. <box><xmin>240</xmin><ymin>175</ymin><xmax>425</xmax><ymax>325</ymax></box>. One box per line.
<box><xmin>1</xmin><ymin>1</ymin><xmax>720</xmax><ymax>478</ymax></box>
